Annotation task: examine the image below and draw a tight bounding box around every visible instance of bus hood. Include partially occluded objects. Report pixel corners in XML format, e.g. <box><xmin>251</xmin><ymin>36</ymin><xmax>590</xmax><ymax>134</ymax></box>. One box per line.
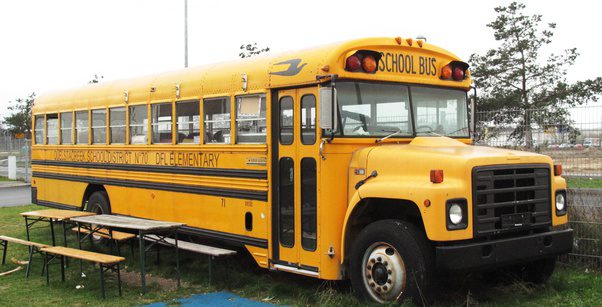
<box><xmin>356</xmin><ymin>137</ymin><xmax>554</xmax><ymax>180</ymax></box>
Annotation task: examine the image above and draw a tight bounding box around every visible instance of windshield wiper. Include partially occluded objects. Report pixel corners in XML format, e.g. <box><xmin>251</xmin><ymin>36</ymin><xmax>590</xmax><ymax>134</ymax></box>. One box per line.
<box><xmin>375</xmin><ymin>129</ymin><xmax>402</xmax><ymax>143</ymax></box>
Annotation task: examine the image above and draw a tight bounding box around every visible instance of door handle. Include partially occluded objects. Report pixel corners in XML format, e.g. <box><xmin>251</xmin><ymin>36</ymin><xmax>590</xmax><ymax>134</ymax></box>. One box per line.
<box><xmin>319</xmin><ymin>139</ymin><xmax>326</xmax><ymax>160</ymax></box>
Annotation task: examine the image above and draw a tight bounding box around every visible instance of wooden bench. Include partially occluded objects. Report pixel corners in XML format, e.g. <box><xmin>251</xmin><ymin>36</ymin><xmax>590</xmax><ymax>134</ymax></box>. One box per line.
<box><xmin>40</xmin><ymin>246</ymin><xmax>125</xmax><ymax>299</ymax></box>
<box><xmin>0</xmin><ymin>235</ymin><xmax>49</xmax><ymax>277</ymax></box>
<box><xmin>143</xmin><ymin>235</ymin><xmax>236</xmax><ymax>281</ymax></box>
<box><xmin>71</xmin><ymin>227</ymin><xmax>136</xmax><ymax>256</ymax></box>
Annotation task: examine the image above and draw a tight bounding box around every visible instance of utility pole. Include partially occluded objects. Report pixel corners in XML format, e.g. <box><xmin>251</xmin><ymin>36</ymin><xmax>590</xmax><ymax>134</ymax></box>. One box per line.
<box><xmin>184</xmin><ymin>0</ymin><xmax>188</xmax><ymax>68</ymax></box>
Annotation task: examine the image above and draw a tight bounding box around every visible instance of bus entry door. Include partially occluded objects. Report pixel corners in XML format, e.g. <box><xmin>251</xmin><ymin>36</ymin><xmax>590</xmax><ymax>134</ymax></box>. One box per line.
<box><xmin>273</xmin><ymin>88</ymin><xmax>320</xmax><ymax>274</ymax></box>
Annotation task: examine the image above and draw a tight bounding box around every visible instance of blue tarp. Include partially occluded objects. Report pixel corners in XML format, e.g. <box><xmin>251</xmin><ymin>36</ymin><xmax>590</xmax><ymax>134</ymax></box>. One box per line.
<box><xmin>145</xmin><ymin>291</ymin><xmax>281</xmax><ymax>307</ymax></box>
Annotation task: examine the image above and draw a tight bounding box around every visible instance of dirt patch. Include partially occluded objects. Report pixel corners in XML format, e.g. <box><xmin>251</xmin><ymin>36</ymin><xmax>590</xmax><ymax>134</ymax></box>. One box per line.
<box><xmin>119</xmin><ymin>269</ymin><xmax>188</xmax><ymax>291</ymax></box>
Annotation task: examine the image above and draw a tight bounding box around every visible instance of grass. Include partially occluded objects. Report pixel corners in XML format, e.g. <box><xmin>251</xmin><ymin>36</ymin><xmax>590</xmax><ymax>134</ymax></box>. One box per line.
<box><xmin>567</xmin><ymin>177</ymin><xmax>602</xmax><ymax>189</ymax></box>
<box><xmin>0</xmin><ymin>176</ymin><xmax>16</xmax><ymax>182</ymax></box>
<box><xmin>1</xmin><ymin>204</ymin><xmax>601</xmax><ymax>306</ymax></box>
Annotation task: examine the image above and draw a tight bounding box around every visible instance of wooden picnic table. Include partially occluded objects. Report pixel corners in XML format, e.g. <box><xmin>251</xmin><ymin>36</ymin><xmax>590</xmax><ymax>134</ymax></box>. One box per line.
<box><xmin>20</xmin><ymin>209</ymin><xmax>96</xmax><ymax>249</ymax></box>
<box><xmin>70</xmin><ymin>214</ymin><xmax>185</xmax><ymax>294</ymax></box>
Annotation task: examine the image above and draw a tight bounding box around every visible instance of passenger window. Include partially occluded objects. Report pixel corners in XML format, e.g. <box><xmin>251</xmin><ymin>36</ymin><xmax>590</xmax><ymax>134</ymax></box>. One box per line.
<box><xmin>151</xmin><ymin>103</ymin><xmax>173</xmax><ymax>144</ymax></box>
<box><xmin>110</xmin><ymin>107</ymin><xmax>126</xmax><ymax>144</ymax></box>
<box><xmin>46</xmin><ymin>114</ymin><xmax>59</xmax><ymax>144</ymax></box>
<box><xmin>279</xmin><ymin>157</ymin><xmax>294</xmax><ymax>247</ymax></box>
<box><xmin>129</xmin><ymin>105</ymin><xmax>148</xmax><ymax>144</ymax></box>
<box><xmin>176</xmin><ymin>100</ymin><xmax>200</xmax><ymax>144</ymax></box>
<box><xmin>91</xmin><ymin>109</ymin><xmax>107</xmax><ymax>144</ymax></box>
<box><xmin>279</xmin><ymin>96</ymin><xmax>294</xmax><ymax>145</ymax></box>
<box><xmin>34</xmin><ymin>115</ymin><xmax>44</xmax><ymax>144</ymax></box>
<box><xmin>75</xmin><ymin>111</ymin><xmax>89</xmax><ymax>144</ymax></box>
<box><xmin>301</xmin><ymin>95</ymin><xmax>316</xmax><ymax>145</ymax></box>
<box><xmin>301</xmin><ymin>158</ymin><xmax>317</xmax><ymax>251</ymax></box>
<box><xmin>204</xmin><ymin>97</ymin><xmax>231</xmax><ymax>144</ymax></box>
<box><xmin>60</xmin><ymin>112</ymin><xmax>72</xmax><ymax>144</ymax></box>
<box><xmin>236</xmin><ymin>95</ymin><xmax>266</xmax><ymax>143</ymax></box>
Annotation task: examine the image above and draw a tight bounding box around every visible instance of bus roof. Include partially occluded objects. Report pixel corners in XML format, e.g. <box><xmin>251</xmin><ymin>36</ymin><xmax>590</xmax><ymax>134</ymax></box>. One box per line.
<box><xmin>33</xmin><ymin>37</ymin><xmax>471</xmax><ymax>113</ymax></box>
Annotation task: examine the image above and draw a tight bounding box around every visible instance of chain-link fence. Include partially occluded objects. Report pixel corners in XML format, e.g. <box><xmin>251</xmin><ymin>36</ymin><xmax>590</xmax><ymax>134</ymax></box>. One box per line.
<box><xmin>0</xmin><ymin>133</ymin><xmax>31</xmax><ymax>182</ymax></box>
<box><xmin>475</xmin><ymin>105</ymin><xmax>602</xmax><ymax>178</ymax></box>
<box><xmin>475</xmin><ymin>106</ymin><xmax>602</xmax><ymax>269</ymax></box>
<box><xmin>560</xmin><ymin>189</ymin><xmax>602</xmax><ymax>270</ymax></box>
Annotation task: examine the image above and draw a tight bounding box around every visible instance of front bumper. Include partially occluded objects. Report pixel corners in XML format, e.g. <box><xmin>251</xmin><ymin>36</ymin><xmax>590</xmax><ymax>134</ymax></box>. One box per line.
<box><xmin>435</xmin><ymin>229</ymin><xmax>573</xmax><ymax>271</ymax></box>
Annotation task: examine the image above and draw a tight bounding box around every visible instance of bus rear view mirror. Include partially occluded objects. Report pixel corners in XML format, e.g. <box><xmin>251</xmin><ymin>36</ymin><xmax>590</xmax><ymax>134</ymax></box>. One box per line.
<box><xmin>319</xmin><ymin>87</ymin><xmax>338</xmax><ymax>132</ymax></box>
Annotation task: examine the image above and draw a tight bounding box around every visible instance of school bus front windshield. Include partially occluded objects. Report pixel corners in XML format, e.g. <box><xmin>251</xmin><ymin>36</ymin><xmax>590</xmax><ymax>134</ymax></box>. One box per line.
<box><xmin>336</xmin><ymin>81</ymin><xmax>469</xmax><ymax>138</ymax></box>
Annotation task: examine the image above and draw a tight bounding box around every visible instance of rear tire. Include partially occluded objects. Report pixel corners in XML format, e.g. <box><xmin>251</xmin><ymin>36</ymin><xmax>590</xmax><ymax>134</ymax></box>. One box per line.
<box><xmin>85</xmin><ymin>191</ymin><xmax>111</xmax><ymax>243</ymax></box>
<box><xmin>349</xmin><ymin>219</ymin><xmax>432</xmax><ymax>304</ymax></box>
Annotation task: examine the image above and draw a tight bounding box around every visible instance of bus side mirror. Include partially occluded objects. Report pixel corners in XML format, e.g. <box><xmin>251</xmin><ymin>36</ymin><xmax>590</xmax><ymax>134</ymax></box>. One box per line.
<box><xmin>319</xmin><ymin>87</ymin><xmax>338</xmax><ymax>133</ymax></box>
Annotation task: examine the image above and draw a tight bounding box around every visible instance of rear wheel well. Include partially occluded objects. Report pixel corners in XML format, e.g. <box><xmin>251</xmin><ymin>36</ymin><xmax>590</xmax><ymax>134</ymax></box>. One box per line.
<box><xmin>344</xmin><ymin>198</ymin><xmax>427</xmax><ymax>268</ymax></box>
<box><xmin>81</xmin><ymin>184</ymin><xmax>107</xmax><ymax>210</ymax></box>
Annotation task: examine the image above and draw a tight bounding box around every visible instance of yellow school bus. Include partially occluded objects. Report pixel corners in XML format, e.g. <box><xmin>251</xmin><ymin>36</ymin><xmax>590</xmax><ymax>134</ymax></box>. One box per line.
<box><xmin>31</xmin><ymin>37</ymin><xmax>573</xmax><ymax>303</ymax></box>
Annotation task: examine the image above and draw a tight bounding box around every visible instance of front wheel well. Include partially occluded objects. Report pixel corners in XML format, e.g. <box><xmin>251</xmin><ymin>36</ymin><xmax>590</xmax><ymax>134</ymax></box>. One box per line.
<box><xmin>343</xmin><ymin>198</ymin><xmax>426</xmax><ymax>267</ymax></box>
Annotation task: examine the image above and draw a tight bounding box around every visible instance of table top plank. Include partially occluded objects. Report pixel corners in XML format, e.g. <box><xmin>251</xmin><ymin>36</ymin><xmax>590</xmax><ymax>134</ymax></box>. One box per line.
<box><xmin>20</xmin><ymin>209</ymin><xmax>96</xmax><ymax>220</ymax></box>
<box><xmin>41</xmin><ymin>246</ymin><xmax>125</xmax><ymax>264</ymax></box>
<box><xmin>70</xmin><ymin>214</ymin><xmax>185</xmax><ymax>231</ymax></box>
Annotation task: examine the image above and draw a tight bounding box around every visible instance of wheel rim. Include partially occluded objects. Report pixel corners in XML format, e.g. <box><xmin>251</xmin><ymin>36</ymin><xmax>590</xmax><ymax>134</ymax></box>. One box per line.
<box><xmin>361</xmin><ymin>242</ymin><xmax>406</xmax><ymax>303</ymax></box>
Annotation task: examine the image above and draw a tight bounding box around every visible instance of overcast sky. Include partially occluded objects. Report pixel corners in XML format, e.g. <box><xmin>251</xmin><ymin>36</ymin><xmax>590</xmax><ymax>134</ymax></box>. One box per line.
<box><xmin>0</xmin><ymin>0</ymin><xmax>600</xmax><ymax>120</ymax></box>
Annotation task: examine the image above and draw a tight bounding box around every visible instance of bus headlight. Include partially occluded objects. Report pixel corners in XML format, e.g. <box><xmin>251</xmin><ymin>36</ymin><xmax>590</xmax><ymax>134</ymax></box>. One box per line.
<box><xmin>449</xmin><ymin>204</ymin><xmax>463</xmax><ymax>224</ymax></box>
<box><xmin>446</xmin><ymin>199</ymin><xmax>468</xmax><ymax>230</ymax></box>
<box><xmin>555</xmin><ymin>191</ymin><xmax>567</xmax><ymax>216</ymax></box>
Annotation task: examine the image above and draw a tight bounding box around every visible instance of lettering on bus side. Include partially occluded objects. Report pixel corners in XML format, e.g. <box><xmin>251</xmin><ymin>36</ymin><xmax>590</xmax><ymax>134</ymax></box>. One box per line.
<box><xmin>155</xmin><ymin>152</ymin><xmax>220</xmax><ymax>168</ymax></box>
<box><xmin>51</xmin><ymin>149</ymin><xmax>220</xmax><ymax>168</ymax></box>
<box><xmin>377</xmin><ymin>52</ymin><xmax>437</xmax><ymax>76</ymax></box>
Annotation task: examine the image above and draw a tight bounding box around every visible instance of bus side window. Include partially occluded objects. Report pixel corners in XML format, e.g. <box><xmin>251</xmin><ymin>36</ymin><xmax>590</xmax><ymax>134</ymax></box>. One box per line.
<box><xmin>110</xmin><ymin>107</ymin><xmax>126</xmax><ymax>144</ymax></box>
<box><xmin>91</xmin><ymin>109</ymin><xmax>107</xmax><ymax>144</ymax></box>
<box><xmin>301</xmin><ymin>95</ymin><xmax>316</xmax><ymax>145</ymax></box>
<box><xmin>203</xmin><ymin>97</ymin><xmax>231</xmax><ymax>144</ymax></box>
<box><xmin>75</xmin><ymin>111</ymin><xmax>89</xmax><ymax>144</ymax></box>
<box><xmin>129</xmin><ymin>105</ymin><xmax>148</xmax><ymax>144</ymax></box>
<box><xmin>60</xmin><ymin>112</ymin><xmax>73</xmax><ymax>145</ymax></box>
<box><xmin>176</xmin><ymin>100</ymin><xmax>200</xmax><ymax>144</ymax></box>
<box><xmin>34</xmin><ymin>115</ymin><xmax>44</xmax><ymax>144</ymax></box>
<box><xmin>151</xmin><ymin>102</ymin><xmax>173</xmax><ymax>144</ymax></box>
<box><xmin>46</xmin><ymin>113</ymin><xmax>59</xmax><ymax>145</ymax></box>
<box><xmin>236</xmin><ymin>95</ymin><xmax>266</xmax><ymax>144</ymax></box>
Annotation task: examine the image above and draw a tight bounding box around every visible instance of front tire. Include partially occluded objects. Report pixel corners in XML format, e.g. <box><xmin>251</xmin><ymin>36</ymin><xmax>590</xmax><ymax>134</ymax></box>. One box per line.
<box><xmin>349</xmin><ymin>220</ymin><xmax>432</xmax><ymax>304</ymax></box>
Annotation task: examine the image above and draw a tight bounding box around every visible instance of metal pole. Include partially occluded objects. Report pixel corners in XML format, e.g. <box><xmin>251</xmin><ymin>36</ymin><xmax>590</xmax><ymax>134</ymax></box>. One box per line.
<box><xmin>184</xmin><ymin>0</ymin><xmax>188</xmax><ymax>68</ymax></box>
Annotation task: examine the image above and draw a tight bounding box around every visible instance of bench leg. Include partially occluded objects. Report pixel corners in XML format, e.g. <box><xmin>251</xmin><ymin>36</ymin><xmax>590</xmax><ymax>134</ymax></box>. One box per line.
<box><xmin>60</xmin><ymin>255</ymin><xmax>65</xmax><ymax>282</ymax></box>
<box><xmin>175</xmin><ymin>232</ymin><xmax>180</xmax><ymax>289</ymax></box>
<box><xmin>129</xmin><ymin>240</ymin><xmax>135</xmax><ymax>258</ymax></box>
<box><xmin>62</xmin><ymin>221</ymin><xmax>69</xmax><ymax>267</ymax></box>
<box><xmin>117</xmin><ymin>264</ymin><xmax>122</xmax><ymax>297</ymax></box>
<box><xmin>208</xmin><ymin>255</ymin><xmax>212</xmax><ymax>284</ymax></box>
<box><xmin>139</xmin><ymin>233</ymin><xmax>146</xmax><ymax>294</ymax></box>
<box><xmin>25</xmin><ymin>246</ymin><xmax>33</xmax><ymax>278</ymax></box>
<box><xmin>156</xmin><ymin>244</ymin><xmax>160</xmax><ymax>265</ymax></box>
<box><xmin>45</xmin><ymin>253</ymin><xmax>50</xmax><ymax>286</ymax></box>
<box><xmin>41</xmin><ymin>255</ymin><xmax>46</xmax><ymax>277</ymax></box>
<box><xmin>99</xmin><ymin>265</ymin><xmax>106</xmax><ymax>299</ymax></box>
<box><xmin>1</xmin><ymin>241</ymin><xmax>7</xmax><ymax>265</ymax></box>
<box><xmin>116</xmin><ymin>241</ymin><xmax>121</xmax><ymax>257</ymax></box>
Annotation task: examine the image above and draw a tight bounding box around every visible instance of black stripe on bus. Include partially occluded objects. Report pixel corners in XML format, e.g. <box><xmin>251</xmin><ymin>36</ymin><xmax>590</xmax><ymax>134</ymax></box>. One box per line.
<box><xmin>178</xmin><ymin>226</ymin><xmax>268</xmax><ymax>248</ymax></box>
<box><xmin>35</xmin><ymin>200</ymin><xmax>268</xmax><ymax>248</ymax></box>
<box><xmin>37</xmin><ymin>200</ymin><xmax>82</xmax><ymax>211</ymax></box>
<box><xmin>31</xmin><ymin>160</ymin><xmax>267</xmax><ymax>180</ymax></box>
<box><xmin>32</xmin><ymin>172</ymin><xmax>268</xmax><ymax>201</ymax></box>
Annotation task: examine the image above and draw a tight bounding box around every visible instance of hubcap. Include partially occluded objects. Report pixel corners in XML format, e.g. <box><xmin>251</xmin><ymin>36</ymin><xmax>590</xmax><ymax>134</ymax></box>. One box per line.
<box><xmin>361</xmin><ymin>242</ymin><xmax>406</xmax><ymax>303</ymax></box>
